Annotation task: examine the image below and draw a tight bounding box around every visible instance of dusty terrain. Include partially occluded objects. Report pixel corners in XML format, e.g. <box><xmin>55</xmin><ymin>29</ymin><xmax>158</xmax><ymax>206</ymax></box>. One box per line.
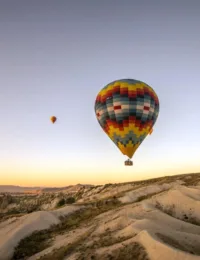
<box><xmin>0</xmin><ymin>172</ymin><xmax>200</xmax><ymax>260</ymax></box>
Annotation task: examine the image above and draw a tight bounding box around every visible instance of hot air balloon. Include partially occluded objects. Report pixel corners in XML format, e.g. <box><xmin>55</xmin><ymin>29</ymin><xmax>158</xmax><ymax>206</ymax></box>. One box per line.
<box><xmin>50</xmin><ymin>116</ymin><xmax>57</xmax><ymax>124</ymax></box>
<box><xmin>94</xmin><ymin>79</ymin><xmax>159</xmax><ymax>165</ymax></box>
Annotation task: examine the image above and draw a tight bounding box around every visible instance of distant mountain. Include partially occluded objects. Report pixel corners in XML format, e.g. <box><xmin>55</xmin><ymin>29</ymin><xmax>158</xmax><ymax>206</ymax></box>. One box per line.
<box><xmin>0</xmin><ymin>184</ymin><xmax>94</xmax><ymax>193</ymax></box>
<box><xmin>0</xmin><ymin>185</ymin><xmax>43</xmax><ymax>193</ymax></box>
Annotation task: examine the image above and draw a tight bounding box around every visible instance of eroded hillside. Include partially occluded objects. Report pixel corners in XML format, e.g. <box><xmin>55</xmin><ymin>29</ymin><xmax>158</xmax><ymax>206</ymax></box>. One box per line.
<box><xmin>0</xmin><ymin>173</ymin><xmax>200</xmax><ymax>260</ymax></box>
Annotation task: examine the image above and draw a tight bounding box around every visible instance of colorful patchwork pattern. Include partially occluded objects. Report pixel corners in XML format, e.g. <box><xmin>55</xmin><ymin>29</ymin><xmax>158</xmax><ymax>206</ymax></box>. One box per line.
<box><xmin>94</xmin><ymin>79</ymin><xmax>160</xmax><ymax>158</ymax></box>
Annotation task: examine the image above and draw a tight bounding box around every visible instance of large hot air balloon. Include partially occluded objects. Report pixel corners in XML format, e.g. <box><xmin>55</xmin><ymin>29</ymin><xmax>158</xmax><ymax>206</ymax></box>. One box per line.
<box><xmin>94</xmin><ymin>79</ymin><xmax>159</xmax><ymax>165</ymax></box>
<box><xmin>50</xmin><ymin>116</ymin><xmax>57</xmax><ymax>124</ymax></box>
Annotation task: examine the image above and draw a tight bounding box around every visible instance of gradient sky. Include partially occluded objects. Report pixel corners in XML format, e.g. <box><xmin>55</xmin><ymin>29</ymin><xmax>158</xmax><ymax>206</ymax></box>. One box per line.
<box><xmin>0</xmin><ymin>0</ymin><xmax>200</xmax><ymax>186</ymax></box>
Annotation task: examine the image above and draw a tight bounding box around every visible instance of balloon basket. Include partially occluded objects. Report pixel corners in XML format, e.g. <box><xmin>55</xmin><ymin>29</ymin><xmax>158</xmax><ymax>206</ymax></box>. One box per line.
<box><xmin>124</xmin><ymin>159</ymin><xmax>133</xmax><ymax>166</ymax></box>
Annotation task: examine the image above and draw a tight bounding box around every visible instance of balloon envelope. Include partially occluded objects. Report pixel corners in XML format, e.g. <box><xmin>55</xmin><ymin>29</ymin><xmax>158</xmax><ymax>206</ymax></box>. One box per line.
<box><xmin>50</xmin><ymin>116</ymin><xmax>57</xmax><ymax>124</ymax></box>
<box><xmin>94</xmin><ymin>79</ymin><xmax>159</xmax><ymax>159</ymax></box>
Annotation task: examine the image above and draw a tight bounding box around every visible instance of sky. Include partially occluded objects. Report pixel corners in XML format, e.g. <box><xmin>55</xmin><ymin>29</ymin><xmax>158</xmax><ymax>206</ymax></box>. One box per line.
<box><xmin>0</xmin><ymin>0</ymin><xmax>200</xmax><ymax>186</ymax></box>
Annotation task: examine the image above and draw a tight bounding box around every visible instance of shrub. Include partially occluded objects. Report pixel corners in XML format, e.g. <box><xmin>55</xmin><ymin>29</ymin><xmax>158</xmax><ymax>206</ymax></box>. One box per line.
<box><xmin>57</xmin><ymin>198</ymin><xmax>66</xmax><ymax>207</ymax></box>
<box><xmin>66</xmin><ymin>197</ymin><xmax>75</xmax><ymax>204</ymax></box>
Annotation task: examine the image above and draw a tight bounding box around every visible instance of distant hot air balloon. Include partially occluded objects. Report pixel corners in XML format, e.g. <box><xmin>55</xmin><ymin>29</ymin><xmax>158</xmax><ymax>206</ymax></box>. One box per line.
<box><xmin>94</xmin><ymin>79</ymin><xmax>160</xmax><ymax>165</ymax></box>
<box><xmin>50</xmin><ymin>116</ymin><xmax>57</xmax><ymax>124</ymax></box>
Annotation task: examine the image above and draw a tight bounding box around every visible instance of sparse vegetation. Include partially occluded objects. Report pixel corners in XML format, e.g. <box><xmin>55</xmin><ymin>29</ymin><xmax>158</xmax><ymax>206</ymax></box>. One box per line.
<box><xmin>12</xmin><ymin>230</ymin><xmax>53</xmax><ymax>259</ymax></box>
<box><xmin>108</xmin><ymin>242</ymin><xmax>149</xmax><ymax>260</ymax></box>
<box><xmin>0</xmin><ymin>192</ymin><xmax>78</xmax><ymax>217</ymax></box>
<box><xmin>155</xmin><ymin>201</ymin><xmax>176</xmax><ymax>216</ymax></box>
<box><xmin>183</xmin><ymin>173</ymin><xmax>200</xmax><ymax>186</ymax></box>
<box><xmin>135</xmin><ymin>190</ymin><xmax>167</xmax><ymax>203</ymax></box>
<box><xmin>183</xmin><ymin>215</ymin><xmax>200</xmax><ymax>226</ymax></box>
<box><xmin>66</xmin><ymin>196</ymin><xmax>75</xmax><ymax>204</ymax></box>
<box><xmin>55</xmin><ymin>195</ymin><xmax>76</xmax><ymax>207</ymax></box>
<box><xmin>154</xmin><ymin>201</ymin><xmax>200</xmax><ymax>226</ymax></box>
<box><xmin>156</xmin><ymin>233</ymin><xmax>200</xmax><ymax>255</ymax></box>
<box><xmin>12</xmin><ymin>198</ymin><xmax>122</xmax><ymax>259</ymax></box>
<box><xmin>103</xmin><ymin>183</ymin><xmax>113</xmax><ymax>189</ymax></box>
<box><xmin>77</xmin><ymin>241</ymin><xmax>149</xmax><ymax>260</ymax></box>
<box><xmin>0</xmin><ymin>212</ymin><xmax>25</xmax><ymax>223</ymax></box>
<box><xmin>38</xmin><ymin>230</ymin><xmax>137</xmax><ymax>259</ymax></box>
<box><xmin>39</xmin><ymin>230</ymin><xmax>93</xmax><ymax>260</ymax></box>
